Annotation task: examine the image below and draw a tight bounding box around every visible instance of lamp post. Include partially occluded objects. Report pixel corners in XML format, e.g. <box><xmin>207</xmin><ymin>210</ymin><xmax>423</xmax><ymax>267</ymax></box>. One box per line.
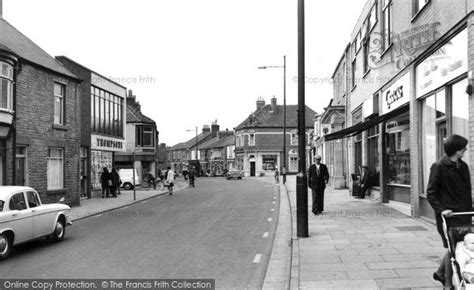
<box><xmin>186</xmin><ymin>126</ymin><xmax>199</xmax><ymax>175</ymax></box>
<box><xmin>258</xmin><ymin>55</ymin><xmax>287</xmax><ymax>184</ymax></box>
<box><xmin>296</xmin><ymin>0</ymin><xmax>308</xmax><ymax>238</ymax></box>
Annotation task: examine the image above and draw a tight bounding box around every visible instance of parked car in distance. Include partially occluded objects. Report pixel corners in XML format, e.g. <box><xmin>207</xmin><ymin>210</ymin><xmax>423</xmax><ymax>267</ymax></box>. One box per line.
<box><xmin>226</xmin><ymin>169</ymin><xmax>243</xmax><ymax>180</ymax></box>
<box><xmin>118</xmin><ymin>169</ymin><xmax>141</xmax><ymax>190</ymax></box>
<box><xmin>0</xmin><ymin>186</ymin><xmax>72</xmax><ymax>260</ymax></box>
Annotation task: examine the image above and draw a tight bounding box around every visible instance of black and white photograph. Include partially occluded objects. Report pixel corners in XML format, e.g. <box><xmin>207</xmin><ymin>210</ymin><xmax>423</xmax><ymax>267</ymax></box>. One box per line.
<box><xmin>0</xmin><ymin>0</ymin><xmax>473</xmax><ymax>289</ymax></box>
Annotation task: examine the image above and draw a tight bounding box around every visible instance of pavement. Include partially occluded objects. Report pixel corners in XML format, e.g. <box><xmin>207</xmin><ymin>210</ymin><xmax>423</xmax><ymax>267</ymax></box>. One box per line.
<box><xmin>267</xmin><ymin>175</ymin><xmax>447</xmax><ymax>290</ymax></box>
<box><xmin>69</xmin><ymin>180</ymin><xmax>188</xmax><ymax>222</ymax></box>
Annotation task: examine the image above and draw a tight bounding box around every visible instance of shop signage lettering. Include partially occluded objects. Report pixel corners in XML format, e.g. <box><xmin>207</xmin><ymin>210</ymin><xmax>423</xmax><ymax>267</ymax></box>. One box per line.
<box><xmin>369</xmin><ymin>22</ymin><xmax>441</xmax><ymax>71</ymax></box>
<box><xmin>385</xmin><ymin>85</ymin><xmax>403</xmax><ymax>110</ymax></box>
<box><xmin>96</xmin><ymin>138</ymin><xmax>123</xmax><ymax>149</ymax></box>
<box><xmin>416</xmin><ymin>28</ymin><xmax>467</xmax><ymax>97</ymax></box>
<box><xmin>381</xmin><ymin>73</ymin><xmax>411</xmax><ymax>114</ymax></box>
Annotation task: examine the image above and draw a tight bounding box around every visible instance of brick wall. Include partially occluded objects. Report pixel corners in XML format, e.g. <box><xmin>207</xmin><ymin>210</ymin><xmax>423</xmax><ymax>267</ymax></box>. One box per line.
<box><xmin>14</xmin><ymin>63</ymin><xmax>81</xmax><ymax>206</ymax></box>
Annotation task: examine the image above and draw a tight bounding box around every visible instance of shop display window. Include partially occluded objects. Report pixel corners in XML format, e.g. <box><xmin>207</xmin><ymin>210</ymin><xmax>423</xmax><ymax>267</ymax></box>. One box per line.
<box><xmin>386</xmin><ymin>113</ymin><xmax>410</xmax><ymax>185</ymax></box>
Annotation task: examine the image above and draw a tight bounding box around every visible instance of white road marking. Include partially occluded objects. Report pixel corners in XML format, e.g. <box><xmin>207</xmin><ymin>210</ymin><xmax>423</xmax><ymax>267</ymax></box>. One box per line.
<box><xmin>268</xmin><ymin>218</ymin><xmax>272</xmax><ymax>222</ymax></box>
<box><xmin>273</xmin><ymin>201</ymin><xmax>276</xmax><ymax>204</ymax></box>
<box><xmin>271</xmin><ymin>208</ymin><xmax>275</xmax><ymax>212</ymax></box>
<box><xmin>253</xmin><ymin>254</ymin><xmax>262</xmax><ymax>263</ymax></box>
<box><xmin>263</xmin><ymin>232</ymin><xmax>269</xmax><ymax>238</ymax></box>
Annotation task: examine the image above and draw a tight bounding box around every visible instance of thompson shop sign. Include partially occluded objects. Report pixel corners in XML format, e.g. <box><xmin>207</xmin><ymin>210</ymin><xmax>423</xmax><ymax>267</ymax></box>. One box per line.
<box><xmin>381</xmin><ymin>73</ymin><xmax>411</xmax><ymax>115</ymax></box>
<box><xmin>91</xmin><ymin>135</ymin><xmax>125</xmax><ymax>152</ymax></box>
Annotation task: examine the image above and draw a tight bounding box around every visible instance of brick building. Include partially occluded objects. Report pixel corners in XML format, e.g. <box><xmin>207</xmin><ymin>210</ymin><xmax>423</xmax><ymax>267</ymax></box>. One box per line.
<box><xmin>324</xmin><ymin>0</ymin><xmax>474</xmax><ymax>219</ymax></box>
<box><xmin>0</xmin><ymin>17</ymin><xmax>81</xmax><ymax>205</ymax></box>
<box><xmin>235</xmin><ymin>97</ymin><xmax>316</xmax><ymax>177</ymax></box>
<box><xmin>199</xmin><ymin>130</ymin><xmax>235</xmax><ymax>176</ymax></box>
<box><xmin>56</xmin><ymin>57</ymin><xmax>126</xmax><ymax>196</ymax></box>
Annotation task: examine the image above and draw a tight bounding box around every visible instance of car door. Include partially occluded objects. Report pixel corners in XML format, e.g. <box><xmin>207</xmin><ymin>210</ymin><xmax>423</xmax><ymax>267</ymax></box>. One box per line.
<box><xmin>26</xmin><ymin>191</ymin><xmax>51</xmax><ymax>237</ymax></box>
<box><xmin>7</xmin><ymin>192</ymin><xmax>33</xmax><ymax>243</ymax></box>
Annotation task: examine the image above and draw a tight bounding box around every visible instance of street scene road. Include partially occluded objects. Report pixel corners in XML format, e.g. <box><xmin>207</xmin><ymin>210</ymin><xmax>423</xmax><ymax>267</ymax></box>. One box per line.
<box><xmin>0</xmin><ymin>177</ymin><xmax>279</xmax><ymax>289</ymax></box>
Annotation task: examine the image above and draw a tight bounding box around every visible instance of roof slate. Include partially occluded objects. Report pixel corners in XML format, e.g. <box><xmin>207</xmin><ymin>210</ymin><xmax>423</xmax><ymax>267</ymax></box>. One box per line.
<box><xmin>0</xmin><ymin>18</ymin><xmax>77</xmax><ymax>79</ymax></box>
<box><xmin>127</xmin><ymin>105</ymin><xmax>156</xmax><ymax>124</ymax></box>
<box><xmin>235</xmin><ymin>104</ymin><xmax>318</xmax><ymax>130</ymax></box>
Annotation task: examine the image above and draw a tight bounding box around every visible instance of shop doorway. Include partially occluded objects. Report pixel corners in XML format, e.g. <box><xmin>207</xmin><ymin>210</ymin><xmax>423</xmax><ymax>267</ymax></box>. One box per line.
<box><xmin>437</xmin><ymin>122</ymin><xmax>447</xmax><ymax>159</ymax></box>
<box><xmin>250</xmin><ymin>162</ymin><xmax>256</xmax><ymax>176</ymax></box>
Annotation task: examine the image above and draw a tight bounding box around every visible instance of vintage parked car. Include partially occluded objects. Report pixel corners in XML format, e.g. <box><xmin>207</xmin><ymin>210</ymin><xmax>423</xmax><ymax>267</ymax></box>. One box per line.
<box><xmin>226</xmin><ymin>169</ymin><xmax>243</xmax><ymax>180</ymax></box>
<box><xmin>0</xmin><ymin>186</ymin><xmax>72</xmax><ymax>260</ymax></box>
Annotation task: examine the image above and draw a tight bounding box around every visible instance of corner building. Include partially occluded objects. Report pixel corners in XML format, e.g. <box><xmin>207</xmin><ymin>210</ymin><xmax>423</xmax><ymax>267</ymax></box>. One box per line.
<box><xmin>325</xmin><ymin>0</ymin><xmax>474</xmax><ymax>219</ymax></box>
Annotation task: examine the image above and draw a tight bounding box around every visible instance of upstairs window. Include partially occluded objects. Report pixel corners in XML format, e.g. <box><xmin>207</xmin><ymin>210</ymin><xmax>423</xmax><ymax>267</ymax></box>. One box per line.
<box><xmin>0</xmin><ymin>62</ymin><xmax>13</xmax><ymax>111</ymax></box>
<box><xmin>382</xmin><ymin>0</ymin><xmax>393</xmax><ymax>50</ymax></box>
<box><xmin>249</xmin><ymin>134</ymin><xmax>255</xmax><ymax>146</ymax></box>
<box><xmin>413</xmin><ymin>0</ymin><xmax>429</xmax><ymax>16</ymax></box>
<box><xmin>54</xmin><ymin>83</ymin><xmax>65</xmax><ymax>125</ymax></box>
<box><xmin>136</xmin><ymin>125</ymin><xmax>154</xmax><ymax>147</ymax></box>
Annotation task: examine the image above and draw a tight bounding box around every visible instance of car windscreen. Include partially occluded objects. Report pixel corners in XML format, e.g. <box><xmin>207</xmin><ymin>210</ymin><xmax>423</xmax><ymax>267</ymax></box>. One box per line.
<box><xmin>0</xmin><ymin>200</ymin><xmax>4</xmax><ymax>212</ymax></box>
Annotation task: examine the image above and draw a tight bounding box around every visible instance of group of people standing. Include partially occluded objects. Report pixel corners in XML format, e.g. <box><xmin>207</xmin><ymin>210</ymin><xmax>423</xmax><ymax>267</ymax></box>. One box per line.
<box><xmin>100</xmin><ymin>167</ymin><xmax>121</xmax><ymax>198</ymax></box>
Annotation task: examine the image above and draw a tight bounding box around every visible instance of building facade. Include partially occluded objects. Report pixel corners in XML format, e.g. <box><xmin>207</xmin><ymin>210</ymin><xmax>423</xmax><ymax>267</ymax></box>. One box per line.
<box><xmin>235</xmin><ymin>97</ymin><xmax>316</xmax><ymax>177</ymax></box>
<box><xmin>199</xmin><ymin>130</ymin><xmax>235</xmax><ymax>176</ymax></box>
<box><xmin>325</xmin><ymin>0</ymin><xmax>474</xmax><ymax>219</ymax></box>
<box><xmin>0</xmin><ymin>18</ymin><xmax>81</xmax><ymax>205</ymax></box>
<box><xmin>56</xmin><ymin>57</ymin><xmax>126</xmax><ymax>195</ymax></box>
<box><xmin>115</xmin><ymin>90</ymin><xmax>159</xmax><ymax>182</ymax></box>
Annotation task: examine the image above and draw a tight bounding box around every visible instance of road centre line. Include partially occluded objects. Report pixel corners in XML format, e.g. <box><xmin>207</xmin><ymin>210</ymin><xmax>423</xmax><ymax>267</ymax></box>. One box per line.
<box><xmin>263</xmin><ymin>232</ymin><xmax>269</xmax><ymax>238</ymax></box>
<box><xmin>268</xmin><ymin>218</ymin><xmax>272</xmax><ymax>222</ymax></box>
<box><xmin>253</xmin><ymin>254</ymin><xmax>262</xmax><ymax>263</ymax></box>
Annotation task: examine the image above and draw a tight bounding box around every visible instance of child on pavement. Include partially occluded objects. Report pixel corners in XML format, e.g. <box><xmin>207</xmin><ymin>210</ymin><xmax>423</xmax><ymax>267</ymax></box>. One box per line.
<box><xmin>456</xmin><ymin>233</ymin><xmax>474</xmax><ymax>283</ymax></box>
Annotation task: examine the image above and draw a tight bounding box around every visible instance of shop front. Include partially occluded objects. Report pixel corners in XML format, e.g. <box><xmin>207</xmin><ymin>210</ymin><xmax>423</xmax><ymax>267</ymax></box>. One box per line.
<box><xmin>91</xmin><ymin>134</ymin><xmax>125</xmax><ymax>190</ymax></box>
<box><xmin>416</xmin><ymin>27</ymin><xmax>469</xmax><ymax>219</ymax></box>
<box><xmin>381</xmin><ymin>72</ymin><xmax>411</xmax><ymax>204</ymax></box>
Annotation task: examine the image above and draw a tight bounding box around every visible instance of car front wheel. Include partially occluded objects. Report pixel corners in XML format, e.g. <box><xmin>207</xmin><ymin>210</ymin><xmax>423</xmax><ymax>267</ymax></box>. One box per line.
<box><xmin>51</xmin><ymin>219</ymin><xmax>65</xmax><ymax>242</ymax></box>
<box><xmin>0</xmin><ymin>232</ymin><xmax>12</xmax><ymax>260</ymax></box>
<box><xmin>123</xmin><ymin>183</ymin><xmax>133</xmax><ymax>190</ymax></box>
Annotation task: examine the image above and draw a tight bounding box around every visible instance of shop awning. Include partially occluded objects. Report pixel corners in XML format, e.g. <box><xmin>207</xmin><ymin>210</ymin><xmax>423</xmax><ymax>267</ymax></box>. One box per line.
<box><xmin>323</xmin><ymin>104</ymin><xmax>409</xmax><ymax>142</ymax></box>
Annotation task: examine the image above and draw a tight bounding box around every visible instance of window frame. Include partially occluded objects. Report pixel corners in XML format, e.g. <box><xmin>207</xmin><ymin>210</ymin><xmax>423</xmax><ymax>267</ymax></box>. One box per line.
<box><xmin>53</xmin><ymin>82</ymin><xmax>65</xmax><ymax>125</ymax></box>
<box><xmin>0</xmin><ymin>62</ymin><xmax>13</xmax><ymax>111</ymax></box>
<box><xmin>47</xmin><ymin>148</ymin><xmax>64</xmax><ymax>190</ymax></box>
<box><xmin>382</xmin><ymin>0</ymin><xmax>393</xmax><ymax>51</ymax></box>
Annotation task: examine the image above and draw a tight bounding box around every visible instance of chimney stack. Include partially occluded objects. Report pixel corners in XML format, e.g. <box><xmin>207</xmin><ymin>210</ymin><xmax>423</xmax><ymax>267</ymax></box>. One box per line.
<box><xmin>211</xmin><ymin>119</ymin><xmax>219</xmax><ymax>137</ymax></box>
<box><xmin>202</xmin><ymin>125</ymin><xmax>211</xmax><ymax>134</ymax></box>
<box><xmin>256</xmin><ymin>97</ymin><xmax>265</xmax><ymax>111</ymax></box>
<box><xmin>270</xmin><ymin>96</ymin><xmax>277</xmax><ymax>113</ymax></box>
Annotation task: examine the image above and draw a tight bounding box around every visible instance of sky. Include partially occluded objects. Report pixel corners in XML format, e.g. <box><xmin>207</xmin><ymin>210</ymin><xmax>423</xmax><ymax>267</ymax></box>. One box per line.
<box><xmin>3</xmin><ymin>0</ymin><xmax>367</xmax><ymax>146</ymax></box>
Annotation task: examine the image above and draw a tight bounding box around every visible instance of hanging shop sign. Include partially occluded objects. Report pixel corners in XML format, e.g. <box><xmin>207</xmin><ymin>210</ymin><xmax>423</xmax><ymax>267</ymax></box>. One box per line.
<box><xmin>381</xmin><ymin>73</ymin><xmax>411</xmax><ymax>115</ymax></box>
<box><xmin>416</xmin><ymin>28</ymin><xmax>467</xmax><ymax>98</ymax></box>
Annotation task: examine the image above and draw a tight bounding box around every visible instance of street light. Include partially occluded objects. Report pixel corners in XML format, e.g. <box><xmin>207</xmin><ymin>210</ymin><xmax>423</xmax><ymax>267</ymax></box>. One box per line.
<box><xmin>186</xmin><ymin>126</ymin><xmax>199</xmax><ymax>175</ymax></box>
<box><xmin>258</xmin><ymin>55</ymin><xmax>287</xmax><ymax>184</ymax></box>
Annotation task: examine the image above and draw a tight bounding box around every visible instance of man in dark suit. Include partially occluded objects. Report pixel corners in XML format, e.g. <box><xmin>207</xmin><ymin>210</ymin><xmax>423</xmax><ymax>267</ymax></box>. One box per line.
<box><xmin>308</xmin><ymin>156</ymin><xmax>329</xmax><ymax>215</ymax></box>
<box><xmin>357</xmin><ymin>166</ymin><xmax>371</xmax><ymax>199</ymax></box>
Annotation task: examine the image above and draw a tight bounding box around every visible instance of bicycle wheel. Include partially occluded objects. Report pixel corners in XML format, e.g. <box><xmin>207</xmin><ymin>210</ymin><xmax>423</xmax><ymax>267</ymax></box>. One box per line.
<box><xmin>156</xmin><ymin>182</ymin><xmax>164</xmax><ymax>190</ymax></box>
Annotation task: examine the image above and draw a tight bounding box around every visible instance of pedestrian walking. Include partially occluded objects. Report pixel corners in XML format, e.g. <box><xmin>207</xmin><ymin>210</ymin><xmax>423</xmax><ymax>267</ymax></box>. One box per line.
<box><xmin>307</xmin><ymin>156</ymin><xmax>329</xmax><ymax>215</ymax></box>
<box><xmin>166</xmin><ymin>166</ymin><xmax>175</xmax><ymax>195</ymax></box>
<box><xmin>188</xmin><ymin>167</ymin><xmax>195</xmax><ymax>188</ymax></box>
<box><xmin>427</xmin><ymin>134</ymin><xmax>472</xmax><ymax>288</ymax></box>
<box><xmin>274</xmin><ymin>168</ymin><xmax>279</xmax><ymax>183</ymax></box>
<box><xmin>110</xmin><ymin>168</ymin><xmax>120</xmax><ymax>198</ymax></box>
<box><xmin>356</xmin><ymin>165</ymin><xmax>371</xmax><ymax>199</ymax></box>
<box><xmin>100</xmin><ymin>167</ymin><xmax>111</xmax><ymax>198</ymax></box>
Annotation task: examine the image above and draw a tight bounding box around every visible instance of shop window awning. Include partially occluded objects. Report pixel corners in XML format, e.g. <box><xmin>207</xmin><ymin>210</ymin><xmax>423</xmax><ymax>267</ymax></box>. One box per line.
<box><xmin>323</xmin><ymin>104</ymin><xmax>409</xmax><ymax>142</ymax></box>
